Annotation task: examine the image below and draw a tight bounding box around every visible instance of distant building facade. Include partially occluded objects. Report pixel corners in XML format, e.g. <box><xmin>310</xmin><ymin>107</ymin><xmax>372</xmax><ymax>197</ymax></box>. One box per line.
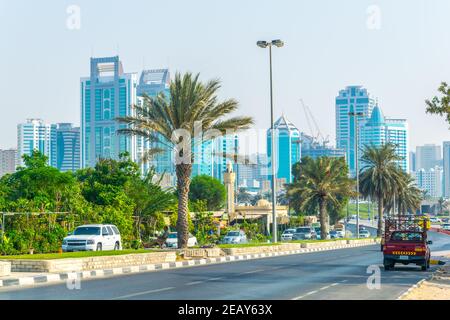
<box><xmin>17</xmin><ymin>119</ymin><xmax>56</xmax><ymax>167</ymax></box>
<box><xmin>359</xmin><ymin>105</ymin><xmax>409</xmax><ymax>172</ymax></box>
<box><xmin>80</xmin><ymin>56</ymin><xmax>137</xmax><ymax>168</ymax></box>
<box><xmin>415</xmin><ymin>144</ymin><xmax>441</xmax><ymax>171</ymax></box>
<box><xmin>0</xmin><ymin>149</ymin><xmax>17</xmax><ymax>177</ymax></box>
<box><xmin>136</xmin><ymin>69</ymin><xmax>174</xmax><ymax>181</ymax></box>
<box><xmin>409</xmin><ymin>151</ymin><xmax>416</xmax><ymax>173</ymax></box>
<box><xmin>335</xmin><ymin>86</ymin><xmax>375</xmax><ymax>175</ymax></box>
<box><xmin>267</xmin><ymin>115</ymin><xmax>301</xmax><ymax>184</ymax></box>
<box><xmin>300</xmin><ymin>133</ymin><xmax>345</xmax><ymax>160</ymax></box>
<box><xmin>413</xmin><ymin>166</ymin><xmax>443</xmax><ymax>199</ymax></box>
<box><xmin>56</xmin><ymin>123</ymin><xmax>80</xmax><ymax>172</ymax></box>
<box><xmin>443</xmin><ymin>141</ymin><xmax>450</xmax><ymax>198</ymax></box>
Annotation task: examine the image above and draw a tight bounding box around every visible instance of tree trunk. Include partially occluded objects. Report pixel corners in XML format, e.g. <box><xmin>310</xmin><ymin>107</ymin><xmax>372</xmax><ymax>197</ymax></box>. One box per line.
<box><xmin>377</xmin><ymin>192</ymin><xmax>383</xmax><ymax>237</ymax></box>
<box><xmin>176</xmin><ymin>163</ymin><xmax>192</xmax><ymax>249</ymax></box>
<box><xmin>319</xmin><ymin>199</ymin><xmax>329</xmax><ymax>239</ymax></box>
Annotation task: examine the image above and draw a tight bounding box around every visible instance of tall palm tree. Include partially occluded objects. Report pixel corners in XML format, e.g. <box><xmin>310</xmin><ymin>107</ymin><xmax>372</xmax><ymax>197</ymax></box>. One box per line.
<box><xmin>117</xmin><ymin>72</ymin><xmax>253</xmax><ymax>248</ymax></box>
<box><xmin>396</xmin><ymin>171</ymin><xmax>421</xmax><ymax>216</ymax></box>
<box><xmin>359</xmin><ymin>143</ymin><xmax>402</xmax><ymax>236</ymax></box>
<box><xmin>287</xmin><ymin>157</ymin><xmax>355</xmax><ymax>239</ymax></box>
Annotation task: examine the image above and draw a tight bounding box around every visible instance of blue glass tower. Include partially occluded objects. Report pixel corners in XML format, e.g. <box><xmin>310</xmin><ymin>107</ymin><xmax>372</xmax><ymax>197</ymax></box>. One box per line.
<box><xmin>136</xmin><ymin>69</ymin><xmax>174</xmax><ymax>178</ymax></box>
<box><xmin>359</xmin><ymin>105</ymin><xmax>409</xmax><ymax>172</ymax></box>
<box><xmin>335</xmin><ymin>86</ymin><xmax>375</xmax><ymax>175</ymax></box>
<box><xmin>267</xmin><ymin>115</ymin><xmax>301</xmax><ymax>184</ymax></box>
<box><xmin>80</xmin><ymin>56</ymin><xmax>137</xmax><ymax>168</ymax></box>
<box><xmin>56</xmin><ymin>123</ymin><xmax>80</xmax><ymax>172</ymax></box>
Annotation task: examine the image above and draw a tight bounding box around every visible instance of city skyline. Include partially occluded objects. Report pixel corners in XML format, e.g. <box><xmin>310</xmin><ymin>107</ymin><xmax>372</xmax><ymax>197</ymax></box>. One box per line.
<box><xmin>1</xmin><ymin>1</ymin><xmax>450</xmax><ymax>152</ymax></box>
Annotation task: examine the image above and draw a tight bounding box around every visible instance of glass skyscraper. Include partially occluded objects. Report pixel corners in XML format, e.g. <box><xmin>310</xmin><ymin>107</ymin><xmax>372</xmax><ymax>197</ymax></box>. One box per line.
<box><xmin>17</xmin><ymin>119</ymin><xmax>56</xmax><ymax>167</ymax></box>
<box><xmin>192</xmin><ymin>134</ymin><xmax>239</xmax><ymax>183</ymax></box>
<box><xmin>335</xmin><ymin>86</ymin><xmax>375</xmax><ymax>175</ymax></box>
<box><xmin>56</xmin><ymin>123</ymin><xmax>80</xmax><ymax>172</ymax></box>
<box><xmin>80</xmin><ymin>56</ymin><xmax>137</xmax><ymax>168</ymax></box>
<box><xmin>359</xmin><ymin>105</ymin><xmax>409</xmax><ymax>172</ymax></box>
<box><xmin>136</xmin><ymin>69</ymin><xmax>174</xmax><ymax>178</ymax></box>
<box><xmin>267</xmin><ymin>115</ymin><xmax>301</xmax><ymax>184</ymax></box>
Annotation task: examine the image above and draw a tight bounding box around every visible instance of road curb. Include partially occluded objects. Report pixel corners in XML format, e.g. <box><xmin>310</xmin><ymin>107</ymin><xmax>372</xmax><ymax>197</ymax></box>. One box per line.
<box><xmin>396</xmin><ymin>278</ymin><xmax>428</xmax><ymax>300</ymax></box>
<box><xmin>0</xmin><ymin>241</ymin><xmax>375</xmax><ymax>290</ymax></box>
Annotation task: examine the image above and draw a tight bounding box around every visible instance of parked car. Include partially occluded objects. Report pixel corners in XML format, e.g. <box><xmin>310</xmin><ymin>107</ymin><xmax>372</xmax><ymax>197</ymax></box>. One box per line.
<box><xmin>429</xmin><ymin>217</ymin><xmax>442</xmax><ymax>224</ymax></box>
<box><xmin>62</xmin><ymin>224</ymin><xmax>122</xmax><ymax>252</ymax></box>
<box><xmin>165</xmin><ymin>232</ymin><xmax>198</xmax><ymax>248</ymax></box>
<box><xmin>222</xmin><ymin>230</ymin><xmax>247</xmax><ymax>244</ymax></box>
<box><xmin>359</xmin><ymin>229</ymin><xmax>371</xmax><ymax>238</ymax></box>
<box><xmin>314</xmin><ymin>227</ymin><xmax>321</xmax><ymax>240</ymax></box>
<box><xmin>441</xmin><ymin>223</ymin><xmax>450</xmax><ymax>231</ymax></box>
<box><xmin>281</xmin><ymin>228</ymin><xmax>296</xmax><ymax>241</ymax></box>
<box><xmin>329</xmin><ymin>230</ymin><xmax>338</xmax><ymax>239</ymax></box>
<box><xmin>292</xmin><ymin>226</ymin><xmax>316</xmax><ymax>240</ymax></box>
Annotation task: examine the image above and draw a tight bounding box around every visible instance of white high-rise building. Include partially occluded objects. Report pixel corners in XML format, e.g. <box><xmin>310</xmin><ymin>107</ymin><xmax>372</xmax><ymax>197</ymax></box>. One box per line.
<box><xmin>17</xmin><ymin>119</ymin><xmax>56</xmax><ymax>167</ymax></box>
<box><xmin>0</xmin><ymin>149</ymin><xmax>17</xmax><ymax>177</ymax></box>
<box><xmin>416</xmin><ymin>144</ymin><xmax>441</xmax><ymax>171</ymax></box>
<box><xmin>413</xmin><ymin>166</ymin><xmax>443</xmax><ymax>199</ymax></box>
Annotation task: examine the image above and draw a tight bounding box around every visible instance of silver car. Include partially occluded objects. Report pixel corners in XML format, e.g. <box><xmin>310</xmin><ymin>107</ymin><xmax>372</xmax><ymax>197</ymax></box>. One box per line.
<box><xmin>222</xmin><ymin>230</ymin><xmax>247</xmax><ymax>244</ymax></box>
<box><xmin>292</xmin><ymin>227</ymin><xmax>316</xmax><ymax>240</ymax></box>
<box><xmin>281</xmin><ymin>228</ymin><xmax>296</xmax><ymax>241</ymax></box>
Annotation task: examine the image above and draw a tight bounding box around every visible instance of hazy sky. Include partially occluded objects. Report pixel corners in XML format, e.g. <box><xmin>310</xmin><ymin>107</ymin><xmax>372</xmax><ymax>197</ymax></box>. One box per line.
<box><xmin>1</xmin><ymin>0</ymin><xmax>450</xmax><ymax>153</ymax></box>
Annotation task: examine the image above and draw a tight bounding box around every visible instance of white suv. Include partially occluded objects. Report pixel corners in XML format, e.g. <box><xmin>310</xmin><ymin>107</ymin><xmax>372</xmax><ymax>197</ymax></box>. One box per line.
<box><xmin>62</xmin><ymin>224</ymin><xmax>122</xmax><ymax>252</ymax></box>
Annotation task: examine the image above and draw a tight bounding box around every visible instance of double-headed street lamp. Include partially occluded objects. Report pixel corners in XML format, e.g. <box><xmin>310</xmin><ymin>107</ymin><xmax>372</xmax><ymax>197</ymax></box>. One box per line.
<box><xmin>257</xmin><ymin>39</ymin><xmax>284</xmax><ymax>243</ymax></box>
<box><xmin>348</xmin><ymin>111</ymin><xmax>364</xmax><ymax>239</ymax></box>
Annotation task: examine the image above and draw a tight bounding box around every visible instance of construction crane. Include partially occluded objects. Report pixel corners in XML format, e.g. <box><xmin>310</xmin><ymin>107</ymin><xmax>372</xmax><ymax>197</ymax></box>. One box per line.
<box><xmin>299</xmin><ymin>99</ymin><xmax>330</xmax><ymax>147</ymax></box>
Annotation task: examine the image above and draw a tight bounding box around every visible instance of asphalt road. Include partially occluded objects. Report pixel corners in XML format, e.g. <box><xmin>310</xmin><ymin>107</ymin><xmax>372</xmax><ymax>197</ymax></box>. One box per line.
<box><xmin>0</xmin><ymin>231</ymin><xmax>448</xmax><ymax>300</ymax></box>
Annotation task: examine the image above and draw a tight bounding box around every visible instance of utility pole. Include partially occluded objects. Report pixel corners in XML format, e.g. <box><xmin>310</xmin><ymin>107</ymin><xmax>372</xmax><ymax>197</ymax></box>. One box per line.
<box><xmin>349</xmin><ymin>111</ymin><xmax>364</xmax><ymax>238</ymax></box>
<box><xmin>257</xmin><ymin>39</ymin><xmax>284</xmax><ymax>243</ymax></box>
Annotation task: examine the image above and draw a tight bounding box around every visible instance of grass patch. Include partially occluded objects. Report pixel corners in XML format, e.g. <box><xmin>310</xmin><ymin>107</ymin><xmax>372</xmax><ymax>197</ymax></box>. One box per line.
<box><xmin>0</xmin><ymin>249</ymin><xmax>157</xmax><ymax>260</ymax></box>
<box><xmin>342</xmin><ymin>203</ymin><xmax>378</xmax><ymax>220</ymax></box>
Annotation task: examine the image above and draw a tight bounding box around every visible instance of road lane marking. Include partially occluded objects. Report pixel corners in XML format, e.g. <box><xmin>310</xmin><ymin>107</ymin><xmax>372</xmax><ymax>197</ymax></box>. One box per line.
<box><xmin>111</xmin><ymin>287</ymin><xmax>175</xmax><ymax>300</ymax></box>
<box><xmin>186</xmin><ymin>281</ymin><xmax>205</xmax><ymax>286</ymax></box>
<box><xmin>241</xmin><ymin>269</ymin><xmax>265</xmax><ymax>275</ymax></box>
<box><xmin>207</xmin><ymin>277</ymin><xmax>223</xmax><ymax>281</ymax></box>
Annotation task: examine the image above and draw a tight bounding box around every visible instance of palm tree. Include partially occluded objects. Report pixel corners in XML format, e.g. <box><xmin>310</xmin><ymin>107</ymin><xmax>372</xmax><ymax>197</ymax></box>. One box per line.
<box><xmin>287</xmin><ymin>157</ymin><xmax>355</xmax><ymax>239</ymax></box>
<box><xmin>384</xmin><ymin>171</ymin><xmax>422</xmax><ymax>216</ymax></box>
<box><xmin>117</xmin><ymin>72</ymin><xmax>253</xmax><ymax>248</ymax></box>
<box><xmin>359</xmin><ymin>143</ymin><xmax>402</xmax><ymax>236</ymax></box>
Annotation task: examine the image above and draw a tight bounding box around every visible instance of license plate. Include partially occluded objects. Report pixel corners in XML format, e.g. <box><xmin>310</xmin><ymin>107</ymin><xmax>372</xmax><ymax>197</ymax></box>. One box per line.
<box><xmin>399</xmin><ymin>255</ymin><xmax>409</xmax><ymax>260</ymax></box>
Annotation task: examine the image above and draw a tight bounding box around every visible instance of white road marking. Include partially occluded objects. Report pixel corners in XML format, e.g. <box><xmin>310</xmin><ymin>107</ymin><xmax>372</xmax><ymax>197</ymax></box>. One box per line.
<box><xmin>186</xmin><ymin>281</ymin><xmax>205</xmax><ymax>286</ymax></box>
<box><xmin>241</xmin><ymin>269</ymin><xmax>265</xmax><ymax>275</ymax></box>
<box><xmin>207</xmin><ymin>277</ymin><xmax>223</xmax><ymax>281</ymax></box>
<box><xmin>292</xmin><ymin>282</ymin><xmax>342</xmax><ymax>300</ymax></box>
<box><xmin>111</xmin><ymin>287</ymin><xmax>175</xmax><ymax>300</ymax></box>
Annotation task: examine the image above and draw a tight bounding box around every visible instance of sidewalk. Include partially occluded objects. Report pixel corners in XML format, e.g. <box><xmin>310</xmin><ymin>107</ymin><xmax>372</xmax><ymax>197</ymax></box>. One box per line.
<box><xmin>0</xmin><ymin>241</ymin><xmax>376</xmax><ymax>290</ymax></box>
<box><xmin>399</xmin><ymin>254</ymin><xmax>450</xmax><ymax>300</ymax></box>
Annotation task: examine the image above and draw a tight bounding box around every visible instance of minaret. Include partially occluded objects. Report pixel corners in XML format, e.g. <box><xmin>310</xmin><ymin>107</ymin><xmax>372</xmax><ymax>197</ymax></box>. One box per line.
<box><xmin>223</xmin><ymin>163</ymin><xmax>235</xmax><ymax>216</ymax></box>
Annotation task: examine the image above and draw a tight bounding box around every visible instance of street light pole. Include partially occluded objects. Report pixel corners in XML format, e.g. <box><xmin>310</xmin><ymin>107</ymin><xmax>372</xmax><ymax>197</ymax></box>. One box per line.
<box><xmin>257</xmin><ymin>39</ymin><xmax>284</xmax><ymax>243</ymax></box>
<box><xmin>349</xmin><ymin>111</ymin><xmax>364</xmax><ymax>238</ymax></box>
